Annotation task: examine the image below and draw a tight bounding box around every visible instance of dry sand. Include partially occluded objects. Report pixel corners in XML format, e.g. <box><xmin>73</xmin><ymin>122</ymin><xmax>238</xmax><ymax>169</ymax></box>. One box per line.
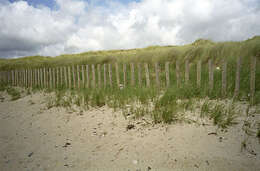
<box><xmin>0</xmin><ymin>91</ymin><xmax>259</xmax><ymax>171</ymax></box>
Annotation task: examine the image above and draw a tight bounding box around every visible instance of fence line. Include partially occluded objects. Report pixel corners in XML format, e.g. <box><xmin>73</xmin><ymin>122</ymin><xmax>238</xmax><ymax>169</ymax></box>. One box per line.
<box><xmin>0</xmin><ymin>60</ymin><xmax>257</xmax><ymax>102</ymax></box>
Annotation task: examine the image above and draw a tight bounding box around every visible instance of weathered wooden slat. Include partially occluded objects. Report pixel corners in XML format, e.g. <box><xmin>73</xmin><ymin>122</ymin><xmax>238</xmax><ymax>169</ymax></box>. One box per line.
<box><xmin>130</xmin><ymin>63</ymin><xmax>135</xmax><ymax>86</ymax></box>
<box><xmin>86</xmin><ymin>65</ymin><xmax>89</xmax><ymax>88</ymax></box>
<box><xmin>176</xmin><ymin>60</ymin><xmax>180</xmax><ymax>87</ymax></box>
<box><xmin>208</xmin><ymin>59</ymin><xmax>214</xmax><ymax>93</ymax></box>
<box><xmin>222</xmin><ymin>59</ymin><xmax>227</xmax><ymax>97</ymax></box>
<box><xmin>53</xmin><ymin>68</ymin><xmax>56</xmax><ymax>89</ymax></box>
<box><xmin>82</xmin><ymin>65</ymin><xmax>85</xmax><ymax>88</ymax></box>
<box><xmin>72</xmin><ymin>65</ymin><xmax>76</xmax><ymax>89</ymax></box>
<box><xmin>103</xmin><ymin>64</ymin><xmax>107</xmax><ymax>87</ymax></box>
<box><xmin>138</xmin><ymin>63</ymin><xmax>142</xmax><ymax>86</ymax></box>
<box><xmin>155</xmin><ymin>62</ymin><xmax>160</xmax><ymax>87</ymax></box>
<box><xmin>108</xmin><ymin>64</ymin><xmax>112</xmax><ymax>87</ymax></box>
<box><xmin>165</xmin><ymin>62</ymin><xmax>170</xmax><ymax>87</ymax></box>
<box><xmin>40</xmin><ymin>68</ymin><xmax>43</xmax><ymax>88</ymax></box>
<box><xmin>68</xmin><ymin>66</ymin><xmax>71</xmax><ymax>89</ymax></box>
<box><xmin>197</xmin><ymin>60</ymin><xmax>201</xmax><ymax>88</ymax></box>
<box><xmin>185</xmin><ymin>59</ymin><xmax>189</xmax><ymax>84</ymax></box>
<box><xmin>56</xmin><ymin>67</ymin><xmax>59</xmax><ymax>88</ymax></box>
<box><xmin>250</xmin><ymin>56</ymin><xmax>256</xmax><ymax>105</ymax></box>
<box><xmin>30</xmin><ymin>69</ymin><xmax>33</xmax><ymax>88</ymax></box>
<box><xmin>144</xmin><ymin>63</ymin><xmax>150</xmax><ymax>87</ymax></box>
<box><xmin>77</xmin><ymin>65</ymin><xmax>80</xmax><ymax>89</ymax></box>
<box><xmin>115</xmin><ymin>63</ymin><xmax>120</xmax><ymax>87</ymax></box>
<box><xmin>233</xmin><ymin>56</ymin><xmax>242</xmax><ymax>99</ymax></box>
<box><xmin>64</xmin><ymin>67</ymin><xmax>68</xmax><ymax>88</ymax></box>
<box><xmin>98</xmin><ymin>64</ymin><xmax>101</xmax><ymax>88</ymax></box>
<box><xmin>123</xmin><ymin>63</ymin><xmax>126</xmax><ymax>87</ymax></box>
<box><xmin>49</xmin><ymin>68</ymin><xmax>52</xmax><ymax>89</ymax></box>
<box><xmin>43</xmin><ymin>68</ymin><xmax>46</xmax><ymax>88</ymax></box>
<box><xmin>92</xmin><ymin>64</ymin><xmax>96</xmax><ymax>88</ymax></box>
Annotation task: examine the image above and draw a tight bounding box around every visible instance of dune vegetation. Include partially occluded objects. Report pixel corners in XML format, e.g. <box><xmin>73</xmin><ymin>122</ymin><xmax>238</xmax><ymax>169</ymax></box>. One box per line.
<box><xmin>0</xmin><ymin>36</ymin><xmax>259</xmax><ymax>125</ymax></box>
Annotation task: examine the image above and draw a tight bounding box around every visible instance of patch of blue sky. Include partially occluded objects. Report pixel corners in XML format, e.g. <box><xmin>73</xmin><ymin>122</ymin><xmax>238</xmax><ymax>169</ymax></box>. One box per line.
<box><xmin>8</xmin><ymin>0</ymin><xmax>141</xmax><ymax>9</ymax></box>
<box><xmin>8</xmin><ymin>0</ymin><xmax>56</xmax><ymax>9</ymax></box>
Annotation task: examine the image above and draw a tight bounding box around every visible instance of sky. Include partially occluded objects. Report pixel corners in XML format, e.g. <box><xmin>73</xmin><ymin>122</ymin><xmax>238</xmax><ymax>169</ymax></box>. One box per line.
<box><xmin>0</xmin><ymin>0</ymin><xmax>259</xmax><ymax>58</ymax></box>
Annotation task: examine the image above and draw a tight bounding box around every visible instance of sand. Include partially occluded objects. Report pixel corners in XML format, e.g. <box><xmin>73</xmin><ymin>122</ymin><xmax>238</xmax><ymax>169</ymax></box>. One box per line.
<box><xmin>0</xmin><ymin>91</ymin><xmax>259</xmax><ymax>171</ymax></box>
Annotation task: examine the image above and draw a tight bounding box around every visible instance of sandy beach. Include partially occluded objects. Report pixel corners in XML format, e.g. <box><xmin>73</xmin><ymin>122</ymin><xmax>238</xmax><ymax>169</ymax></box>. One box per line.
<box><xmin>0</xmin><ymin>91</ymin><xmax>259</xmax><ymax>171</ymax></box>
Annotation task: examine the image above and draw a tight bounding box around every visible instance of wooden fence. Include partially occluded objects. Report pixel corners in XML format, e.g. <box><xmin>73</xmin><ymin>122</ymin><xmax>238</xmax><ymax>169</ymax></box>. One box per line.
<box><xmin>0</xmin><ymin>57</ymin><xmax>257</xmax><ymax>104</ymax></box>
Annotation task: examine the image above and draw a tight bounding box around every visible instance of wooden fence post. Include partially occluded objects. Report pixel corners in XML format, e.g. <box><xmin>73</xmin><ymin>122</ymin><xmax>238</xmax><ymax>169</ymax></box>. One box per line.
<box><xmin>64</xmin><ymin>67</ymin><xmax>67</xmax><ymax>88</ymax></box>
<box><xmin>72</xmin><ymin>65</ymin><xmax>76</xmax><ymax>89</ymax></box>
<box><xmin>11</xmin><ymin>70</ymin><xmax>14</xmax><ymax>86</ymax></box>
<box><xmin>92</xmin><ymin>64</ymin><xmax>96</xmax><ymax>88</ymax></box>
<box><xmin>40</xmin><ymin>68</ymin><xmax>43</xmax><ymax>88</ymax></box>
<box><xmin>25</xmin><ymin>69</ymin><xmax>27</xmax><ymax>87</ymax></box>
<box><xmin>86</xmin><ymin>65</ymin><xmax>89</xmax><ymax>88</ymax></box>
<box><xmin>144</xmin><ymin>63</ymin><xmax>150</xmax><ymax>87</ymax></box>
<box><xmin>54</xmin><ymin>67</ymin><xmax>60</xmax><ymax>88</ymax></box>
<box><xmin>103</xmin><ymin>64</ymin><xmax>107</xmax><ymax>87</ymax></box>
<box><xmin>115</xmin><ymin>63</ymin><xmax>120</xmax><ymax>87</ymax></box>
<box><xmin>108</xmin><ymin>64</ymin><xmax>112</xmax><ymax>87</ymax></box>
<box><xmin>130</xmin><ymin>62</ymin><xmax>135</xmax><ymax>86</ymax></box>
<box><xmin>155</xmin><ymin>62</ymin><xmax>160</xmax><ymax>87</ymax></box>
<box><xmin>82</xmin><ymin>65</ymin><xmax>85</xmax><ymax>88</ymax></box>
<box><xmin>14</xmin><ymin>70</ymin><xmax>16</xmax><ymax>86</ymax></box>
<box><xmin>176</xmin><ymin>60</ymin><xmax>180</xmax><ymax>87</ymax></box>
<box><xmin>53</xmin><ymin>68</ymin><xmax>56</xmax><ymax>89</ymax></box>
<box><xmin>49</xmin><ymin>68</ymin><xmax>52</xmax><ymax>89</ymax></box>
<box><xmin>0</xmin><ymin>72</ymin><xmax>1</xmax><ymax>84</ymax></box>
<box><xmin>197</xmin><ymin>60</ymin><xmax>201</xmax><ymax>88</ymax></box>
<box><xmin>77</xmin><ymin>65</ymin><xmax>80</xmax><ymax>89</ymax></box>
<box><xmin>250</xmin><ymin>56</ymin><xmax>256</xmax><ymax>105</ymax></box>
<box><xmin>185</xmin><ymin>59</ymin><xmax>189</xmax><ymax>84</ymax></box>
<box><xmin>233</xmin><ymin>56</ymin><xmax>241</xmax><ymax>99</ymax></box>
<box><xmin>43</xmin><ymin>68</ymin><xmax>46</xmax><ymax>88</ymax></box>
<box><xmin>18</xmin><ymin>70</ymin><xmax>20</xmax><ymax>86</ymax></box>
<box><xmin>165</xmin><ymin>62</ymin><xmax>170</xmax><ymax>87</ymax></box>
<box><xmin>222</xmin><ymin>59</ymin><xmax>227</xmax><ymax>97</ymax></box>
<box><xmin>34</xmin><ymin>69</ymin><xmax>37</xmax><ymax>87</ymax></box>
<box><xmin>68</xmin><ymin>66</ymin><xmax>71</xmax><ymax>89</ymax></box>
<box><xmin>208</xmin><ymin>59</ymin><xmax>214</xmax><ymax>93</ymax></box>
<box><xmin>123</xmin><ymin>63</ymin><xmax>126</xmax><ymax>87</ymax></box>
<box><xmin>30</xmin><ymin>69</ymin><xmax>33</xmax><ymax>88</ymax></box>
<box><xmin>98</xmin><ymin>64</ymin><xmax>101</xmax><ymax>88</ymax></box>
<box><xmin>37</xmin><ymin>69</ymin><xmax>40</xmax><ymax>87</ymax></box>
<box><xmin>16</xmin><ymin>70</ymin><xmax>19</xmax><ymax>86</ymax></box>
<box><xmin>138</xmin><ymin>63</ymin><xmax>142</xmax><ymax>86</ymax></box>
<box><xmin>60</xmin><ymin>67</ymin><xmax>63</xmax><ymax>87</ymax></box>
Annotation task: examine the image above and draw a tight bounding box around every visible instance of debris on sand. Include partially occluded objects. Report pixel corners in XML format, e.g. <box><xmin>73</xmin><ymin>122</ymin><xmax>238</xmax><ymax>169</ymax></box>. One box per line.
<box><xmin>62</xmin><ymin>142</ymin><xmax>71</xmax><ymax>148</ymax></box>
<box><xmin>126</xmin><ymin>124</ymin><xmax>135</xmax><ymax>131</ymax></box>
<box><xmin>208</xmin><ymin>132</ymin><xmax>217</xmax><ymax>135</ymax></box>
<box><xmin>28</xmin><ymin>152</ymin><xmax>34</xmax><ymax>157</ymax></box>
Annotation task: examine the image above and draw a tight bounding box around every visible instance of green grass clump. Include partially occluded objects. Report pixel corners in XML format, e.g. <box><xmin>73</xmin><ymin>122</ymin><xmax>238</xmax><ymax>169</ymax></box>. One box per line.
<box><xmin>200</xmin><ymin>101</ymin><xmax>237</xmax><ymax>129</ymax></box>
<box><xmin>6</xmin><ymin>87</ymin><xmax>21</xmax><ymax>100</ymax></box>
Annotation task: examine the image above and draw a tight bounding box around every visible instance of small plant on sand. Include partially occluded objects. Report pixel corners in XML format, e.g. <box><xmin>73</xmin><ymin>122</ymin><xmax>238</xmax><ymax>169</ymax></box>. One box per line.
<box><xmin>200</xmin><ymin>100</ymin><xmax>237</xmax><ymax>129</ymax></box>
<box><xmin>0</xmin><ymin>83</ymin><xmax>7</xmax><ymax>91</ymax></box>
<box><xmin>6</xmin><ymin>87</ymin><xmax>21</xmax><ymax>100</ymax></box>
<box><xmin>200</xmin><ymin>100</ymin><xmax>212</xmax><ymax>118</ymax></box>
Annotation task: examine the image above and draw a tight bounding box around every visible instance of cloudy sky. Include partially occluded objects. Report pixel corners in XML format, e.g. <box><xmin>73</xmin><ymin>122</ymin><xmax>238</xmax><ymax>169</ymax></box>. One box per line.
<box><xmin>0</xmin><ymin>0</ymin><xmax>259</xmax><ymax>58</ymax></box>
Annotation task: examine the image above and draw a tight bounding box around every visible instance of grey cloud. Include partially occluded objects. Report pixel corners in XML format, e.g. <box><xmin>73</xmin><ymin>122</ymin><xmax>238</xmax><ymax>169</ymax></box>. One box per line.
<box><xmin>0</xmin><ymin>0</ymin><xmax>259</xmax><ymax>58</ymax></box>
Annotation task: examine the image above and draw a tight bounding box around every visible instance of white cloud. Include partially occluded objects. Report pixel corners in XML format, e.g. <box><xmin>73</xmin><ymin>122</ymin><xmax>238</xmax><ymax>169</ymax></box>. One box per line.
<box><xmin>0</xmin><ymin>0</ymin><xmax>259</xmax><ymax>58</ymax></box>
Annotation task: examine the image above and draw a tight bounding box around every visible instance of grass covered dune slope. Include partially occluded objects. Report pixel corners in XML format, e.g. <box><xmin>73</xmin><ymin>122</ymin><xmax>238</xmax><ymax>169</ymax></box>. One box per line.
<box><xmin>0</xmin><ymin>36</ymin><xmax>260</xmax><ymax>69</ymax></box>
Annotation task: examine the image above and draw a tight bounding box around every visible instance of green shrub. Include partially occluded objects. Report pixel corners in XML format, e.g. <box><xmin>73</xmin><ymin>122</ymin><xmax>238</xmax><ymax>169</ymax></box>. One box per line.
<box><xmin>6</xmin><ymin>87</ymin><xmax>21</xmax><ymax>100</ymax></box>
